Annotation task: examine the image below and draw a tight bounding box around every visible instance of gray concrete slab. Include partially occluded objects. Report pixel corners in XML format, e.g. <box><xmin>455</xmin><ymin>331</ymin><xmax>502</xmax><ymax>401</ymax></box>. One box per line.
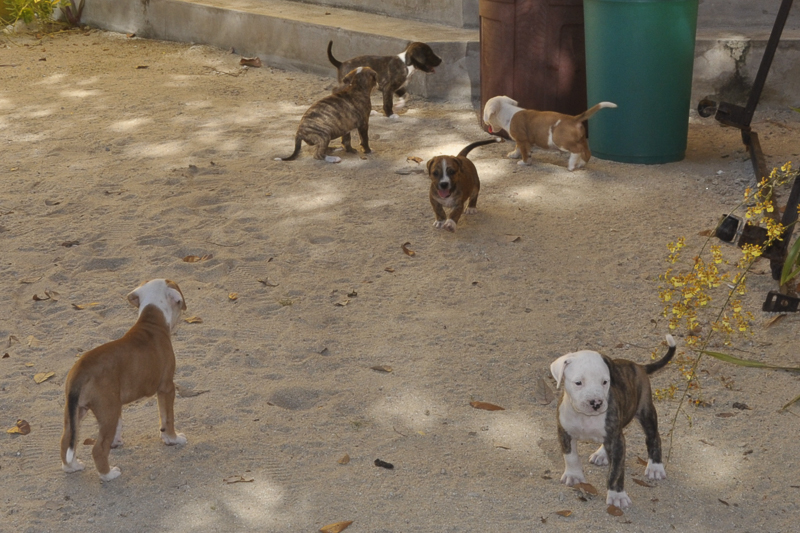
<box><xmin>81</xmin><ymin>0</ymin><xmax>800</xmax><ymax>109</ymax></box>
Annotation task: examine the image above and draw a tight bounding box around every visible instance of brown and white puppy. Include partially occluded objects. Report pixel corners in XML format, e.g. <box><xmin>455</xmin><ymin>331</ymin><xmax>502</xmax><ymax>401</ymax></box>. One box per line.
<box><xmin>427</xmin><ymin>137</ymin><xmax>501</xmax><ymax>232</ymax></box>
<box><xmin>275</xmin><ymin>66</ymin><xmax>378</xmax><ymax>163</ymax></box>
<box><xmin>327</xmin><ymin>40</ymin><xmax>441</xmax><ymax>118</ymax></box>
<box><xmin>60</xmin><ymin>279</ymin><xmax>187</xmax><ymax>481</ymax></box>
<box><xmin>483</xmin><ymin>95</ymin><xmax>617</xmax><ymax>171</ymax></box>
<box><xmin>550</xmin><ymin>335</ymin><xmax>676</xmax><ymax>508</ymax></box>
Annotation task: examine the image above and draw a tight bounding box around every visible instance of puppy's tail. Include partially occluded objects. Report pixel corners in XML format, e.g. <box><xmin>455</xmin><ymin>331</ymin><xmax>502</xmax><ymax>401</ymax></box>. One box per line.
<box><xmin>327</xmin><ymin>41</ymin><xmax>342</xmax><ymax>69</ymax></box>
<box><xmin>457</xmin><ymin>136</ymin><xmax>503</xmax><ymax>158</ymax></box>
<box><xmin>574</xmin><ymin>101</ymin><xmax>617</xmax><ymax>122</ymax></box>
<box><xmin>274</xmin><ymin>136</ymin><xmax>303</xmax><ymax>161</ymax></box>
<box><xmin>63</xmin><ymin>384</ymin><xmax>81</xmax><ymax>465</ymax></box>
<box><xmin>644</xmin><ymin>335</ymin><xmax>677</xmax><ymax>375</ymax></box>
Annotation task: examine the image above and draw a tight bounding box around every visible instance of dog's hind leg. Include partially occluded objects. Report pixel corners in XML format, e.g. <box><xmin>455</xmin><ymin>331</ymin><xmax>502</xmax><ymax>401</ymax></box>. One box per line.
<box><xmin>158</xmin><ymin>380</ymin><xmax>187</xmax><ymax>446</ymax></box>
<box><xmin>93</xmin><ymin>403</ymin><xmax>122</xmax><ymax>481</ymax></box>
<box><xmin>515</xmin><ymin>141</ymin><xmax>533</xmax><ymax>165</ymax></box>
<box><xmin>637</xmin><ymin>402</ymin><xmax>666</xmax><ymax>480</ymax></box>
<box><xmin>341</xmin><ymin>132</ymin><xmax>357</xmax><ymax>153</ymax></box>
<box><xmin>357</xmin><ymin>124</ymin><xmax>371</xmax><ymax>154</ymax></box>
<box><xmin>382</xmin><ymin>87</ymin><xmax>399</xmax><ymax>118</ymax></box>
<box><xmin>394</xmin><ymin>88</ymin><xmax>407</xmax><ymax>109</ymax></box>
<box><xmin>465</xmin><ymin>187</ymin><xmax>479</xmax><ymax>215</ymax></box>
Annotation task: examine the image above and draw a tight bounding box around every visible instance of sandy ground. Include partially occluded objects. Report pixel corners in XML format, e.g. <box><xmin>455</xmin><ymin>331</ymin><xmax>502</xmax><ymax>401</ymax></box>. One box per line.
<box><xmin>2</xmin><ymin>29</ymin><xmax>800</xmax><ymax>533</ymax></box>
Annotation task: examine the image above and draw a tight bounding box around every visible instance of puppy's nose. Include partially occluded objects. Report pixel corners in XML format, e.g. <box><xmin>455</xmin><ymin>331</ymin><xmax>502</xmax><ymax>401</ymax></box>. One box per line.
<box><xmin>438</xmin><ymin>182</ymin><xmax>450</xmax><ymax>190</ymax></box>
<box><xmin>589</xmin><ymin>399</ymin><xmax>603</xmax><ymax>411</ymax></box>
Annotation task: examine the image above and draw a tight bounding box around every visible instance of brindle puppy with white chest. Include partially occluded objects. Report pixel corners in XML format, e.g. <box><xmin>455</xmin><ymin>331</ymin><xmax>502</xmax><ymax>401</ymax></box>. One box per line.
<box><xmin>550</xmin><ymin>335</ymin><xmax>676</xmax><ymax>508</ymax></box>
<box><xmin>274</xmin><ymin>67</ymin><xmax>377</xmax><ymax>163</ymax></box>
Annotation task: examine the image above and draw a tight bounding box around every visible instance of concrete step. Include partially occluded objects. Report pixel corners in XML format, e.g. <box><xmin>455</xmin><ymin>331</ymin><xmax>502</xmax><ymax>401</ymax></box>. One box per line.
<box><xmin>82</xmin><ymin>0</ymin><xmax>800</xmax><ymax>109</ymax></box>
<box><xmin>84</xmin><ymin>0</ymin><xmax>479</xmax><ymax>104</ymax></box>
<box><xmin>283</xmin><ymin>0</ymin><xmax>478</xmax><ymax>28</ymax></box>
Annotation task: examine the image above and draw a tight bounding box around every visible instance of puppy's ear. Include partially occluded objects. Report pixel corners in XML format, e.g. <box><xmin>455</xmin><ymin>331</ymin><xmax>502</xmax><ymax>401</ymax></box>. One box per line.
<box><xmin>165</xmin><ymin>279</ymin><xmax>187</xmax><ymax>311</ymax></box>
<box><xmin>550</xmin><ymin>354</ymin><xmax>572</xmax><ymax>389</ymax></box>
<box><xmin>426</xmin><ymin>157</ymin><xmax>436</xmax><ymax>175</ymax></box>
<box><xmin>502</xmin><ymin>95</ymin><xmax>518</xmax><ymax>106</ymax></box>
<box><xmin>127</xmin><ymin>287</ymin><xmax>141</xmax><ymax>309</ymax></box>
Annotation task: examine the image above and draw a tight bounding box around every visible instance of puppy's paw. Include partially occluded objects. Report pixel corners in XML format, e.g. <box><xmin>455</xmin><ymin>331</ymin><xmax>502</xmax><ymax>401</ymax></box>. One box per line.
<box><xmin>517</xmin><ymin>159</ymin><xmax>532</xmax><ymax>166</ymax></box>
<box><xmin>62</xmin><ymin>458</ymin><xmax>85</xmax><ymax>473</ymax></box>
<box><xmin>465</xmin><ymin>207</ymin><xmax>477</xmax><ymax>215</ymax></box>
<box><xmin>99</xmin><ymin>466</ymin><xmax>121</xmax><ymax>482</ymax></box>
<box><xmin>443</xmin><ymin>219</ymin><xmax>456</xmax><ymax>232</ymax></box>
<box><xmin>370</xmin><ymin>110</ymin><xmax>380</xmax><ymax>116</ymax></box>
<box><xmin>644</xmin><ymin>460</ymin><xmax>666</xmax><ymax>480</ymax></box>
<box><xmin>560</xmin><ymin>470</ymin><xmax>586</xmax><ymax>486</ymax></box>
<box><xmin>507</xmin><ymin>149</ymin><xmax>521</xmax><ymax>159</ymax></box>
<box><xmin>389</xmin><ymin>114</ymin><xmax>400</xmax><ymax>120</ymax></box>
<box><xmin>111</xmin><ymin>437</ymin><xmax>124</xmax><ymax>449</ymax></box>
<box><xmin>589</xmin><ymin>445</ymin><xmax>609</xmax><ymax>466</ymax></box>
<box><xmin>606</xmin><ymin>490</ymin><xmax>632</xmax><ymax>508</ymax></box>
<box><xmin>324</xmin><ymin>155</ymin><xmax>342</xmax><ymax>164</ymax></box>
<box><xmin>161</xmin><ymin>432</ymin><xmax>188</xmax><ymax>446</ymax></box>
<box><xmin>433</xmin><ymin>220</ymin><xmax>445</xmax><ymax>229</ymax></box>
<box><xmin>395</xmin><ymin>98</ymin><xmax>407</xmax><ymax>109</ymax></box>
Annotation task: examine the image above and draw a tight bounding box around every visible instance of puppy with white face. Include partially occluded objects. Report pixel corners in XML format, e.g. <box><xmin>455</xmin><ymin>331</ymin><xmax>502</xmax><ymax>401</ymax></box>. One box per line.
<box><xmin>483</xmin><ymin>95</ymin><xmax>617</xmax><ymax>170</ymax></box>
<box><xmin>550</xmin><ymin>335</ymin><xmax>676</xmax><ymax>508</ymax></box>
<box><xmin>60</xmin><ymin>279</ymin><xmax>188</xmax><ymax>481</ymax></box>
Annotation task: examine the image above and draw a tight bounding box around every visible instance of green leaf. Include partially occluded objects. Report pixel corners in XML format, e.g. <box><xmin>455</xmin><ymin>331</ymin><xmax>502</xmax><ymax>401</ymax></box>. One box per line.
<box><xmin>780</xmin><ymin>237</ymin><xmax>800</xmax><ymax>286</ymax></box>
<box><xmin>782</xmin><ymin>393</ymin><xmax>800</xmax><ymax>411</ymax></box>
<box><xmin>701</xmin><ymin>350</ymin><xmax>800</xmax><ymax>372</ymax></box>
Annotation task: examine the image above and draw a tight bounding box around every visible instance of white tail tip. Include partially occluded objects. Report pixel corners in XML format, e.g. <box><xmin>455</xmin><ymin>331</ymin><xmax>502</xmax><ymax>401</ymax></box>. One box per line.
<box><xmin>665</xmin><ymin>334</ymin><xmax>676</xmax><ymax>347</ymax></box>
<box><xmin>273</xmin><ymin>157</ymin><xmax>283</xmax><ymax>161</ymax></box>
<box><xmin>600</xmin><ymin>101</ymin><xmax>618</xmax><ymax>108</ymax></box>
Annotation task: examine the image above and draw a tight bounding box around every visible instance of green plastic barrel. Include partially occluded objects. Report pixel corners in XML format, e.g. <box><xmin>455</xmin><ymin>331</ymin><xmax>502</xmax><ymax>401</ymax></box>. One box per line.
<box><xmin>584</xmin><ymin>0</ymin><xmax>698</xmax><ymax>164</ymax></box>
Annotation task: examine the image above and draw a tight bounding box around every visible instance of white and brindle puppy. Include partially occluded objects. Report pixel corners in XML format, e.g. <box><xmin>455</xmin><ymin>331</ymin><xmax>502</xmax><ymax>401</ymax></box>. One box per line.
<box><xmin>427</xmin><ymin>137</ymin><xmax>502</xmax><ymax>232</ymax></box>
<box><xmin>327</xmin><ymin>40</ymin><xmax>441</xmax><ymax>118</ymax></box>
<box><xmin>275</xmin><ymin>67</ymin><xmax>378</xmax><ymax>163</ymax></box>
<box><xmin>483</xmin><ymin>95</ymin><xmax>617</xmax><ymax>170</ymax></box>
<box><xmin>60</xmin><ymin>279</ymin><xmax>187</xmax><ymax>481</ymax></box>
<box><xmin>550</xmin><ymin>335</ymin><xmax>676</xmax><ymax>508</ymax></box>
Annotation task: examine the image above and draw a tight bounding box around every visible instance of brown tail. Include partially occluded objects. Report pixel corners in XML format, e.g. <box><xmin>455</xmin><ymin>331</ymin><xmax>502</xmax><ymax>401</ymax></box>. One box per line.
<box><xmin>62</xmin><ymin>381</ymin><xmax>82</xmax><ymax>465</ymax></box>
<box><xmin>327</xmin><ymin>41</ymin><xmax>342</xmax><ymax>69</ymax></box>
<box><xmin>644</xmin><ymin>335</ymin><xmax>677</xmax><ymax>374</ymax></box>
<box><xmin>574</xmin><ymin>101</ymin><xmax>617</xmax><ymax>122</ymax></box>
<box><xmin>457</xmin><ymin>136</ymin><xmax>503</xmax><ymax>158</ymax></box>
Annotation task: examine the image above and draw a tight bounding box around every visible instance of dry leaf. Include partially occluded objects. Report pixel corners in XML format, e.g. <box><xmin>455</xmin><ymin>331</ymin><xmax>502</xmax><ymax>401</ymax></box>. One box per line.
<box><xmin>72</xmin><ymin>302</ymin><xmax>100</xmax><ymax>310</ymax></box>
<box><xmin>732</xmin><ymin>402</ymin><xmax>751</xmax><ymax>410</ymax></box>
<box><xmin>534</xmin><ymin>377</ymin><xmax>555</xmax><ymax>405</ymax></box>
<box><xmin>25</xmin><ymin>362</ymin><xmax>34</xmax><ymax>367</ymax></box>
<box><xmin>607</xmin><ymin>505</ymin><xmax>624</xmax><ymax>516</ymax></box>
<box><xmin>370</xmin><ymin>365</ymin><xmax>393</xmax><ymax>373</ymax></box>
<box><xmin>504</xmin><ymin>234</ymin><xmax>521</xmax><ymax>243</ymax></box>
<box><xmin>470</xmin><ymin>401</ymin><xmax>505</xmax><ymax>411</ymax></box>
<box><xmin>27</xmin><ymin>336</ymin><xmax>40</xmax><ymax>348</ymax></box>
<box><xmin>716</xmin><ymin>412</ymin><xmax>736</xmax><ymax>418</ymax></box>
<box><xmin>494</xmin><ymin>444</ymin><xmax>510</xmax><ymax>450</ymax></box>
<box><xmin>278</xmin><ymin>298</ymin><xmax>293</xmax><ymax>306</ymax></box>
<box><xmin>8</xmin><ymin>335</ymin><xmax>19</xmax><ymax>347</ymax></box>
<box><xmin>19</xmin><ymin>276</ymin><xmax>42</xmax><ymax>284</ymax></box>
<box><xmin>384</xmin><ymin>267</ymin><xmax>395</xmax><ymax>273</ymax></box>
<box><xmin>239</xmin><ymin>57</ymin><xmax>262</xmax><ymax>67</ymax></box>
<box><xmin>44</xmin><ymin>199</ymin><xmax>60</xmax><ymax>206</ymax></box>
<box><xmin>334</xmin><ymin>300</ymin><xmax>350</xmax><ymax>307</ymax></box>
<box><xmin>223</xmin><ymin>475</ymin><xmax>254</xmax><ymax>484</ymax></box>
<box><xmin>136</xmin><ymin>65</ymin><xmax>149</xmax><ymax>69</ymax></box>
<box><xmin>319</xmin><ymin>521</ymin><xmax>353</xmax><ymax>533</ymax></box>
<box><xmin>764</xmin><ymin>314</ymin><xmax>786</xmax><ymax>328</ymax></box>
<box><xmin>573</xmin><ymin>482</ymin><xmax>598</xmax><ymax>495</ymax></box>
<box><xmin>7</xmin><ymin>419</ymin><xmax>31</xmax><ymax>435</ymax></box>
<box><xmin>406</xmin><ymin>156</ymin><xmax>423</xmax><ymax>164</ymax></box>
<box><xmin>185</xmin><ymin>316</ymin><xmax>203</xmax><ymax>324</ymax></box>
<box><xmin>401</xmin><ymin>242</ymin><xmax>415</xmax><ymax>256</ymax></box>
<box><xmin>632</xmin><ymin>478</ymin><xmax>654</xmax><ymax>488</ymax></box>
<box><xmin>2</xmin><ymin>353</ymin><xmax>8</xmax><ymax>359</ymax></box>
<box><xmin>718</xmin><ymin>499</ymin><xmax>729</xmax><ymax>506</ymax></box>
<box><xmin>83</xmin><ymin>438</ymin><xmax>95</xmax><ymax>445</ymax></box>
<box><xmin>228</xmin><ymin>292</ymin><xmax>238</xmax><ymax>301</ymax></box>
<box><xmin>698</xmin><ymin>229</ymin><xmax>714</xmax><ymax>237</ymax></box>
<box><xmin>337</xmin><ymin>454</ymin><xmax>350</xmax><ymax>465</ymax></box>
<box><xmin>183</xmin><ymin>254</ymin><xmax>213</xmax><ymax>263</ymax></box>
<box><xmin>347</xmin><ymin>290</ymin><xmax>358</xmax><ymax>298</ymax></box>
<box><xmin>32</xmin><ymin>293</ymin><xmax>50</xmax><ymax>301</ymax></box>
<box><xmin>176</xmin><ymin>384</ymin><xmax>210</xmax><ymax>398</ymax></box>
<box><xmin>555</xmin><ymin>510</ymin><xmax>572</xmax><ymax>517</ymax></box>
<box><xmin>636</xmin><ymin>457</ymin><xmax>648</xmax><ymax>466</ymax></box>
<box><xmin>126</xmin><ymin>33</ymin><xmax>136</xmax><ymax>38</ymax></box>
<box><xmin>257</xmin><ymin>278</ymin><xmax>279</xmax><ymax>287</ymax></box>
<box><xmin>34</xmin><ymin>372</ymin><xmax>55</xmax><ymax>384</ymax></box>
<box><xmin>61</xmin><ymin>240</ymin><xmax>80</xmax><ymax>247</ymax></box>
<box><xmin>699</xmin><ymin>439</ymin><xmax>715</xmax><ymax>446</ymax></box>
<box><xmin>374</xmin><ymin>459</ymin><xmax>394</xmax><ymax>469</ymax></box>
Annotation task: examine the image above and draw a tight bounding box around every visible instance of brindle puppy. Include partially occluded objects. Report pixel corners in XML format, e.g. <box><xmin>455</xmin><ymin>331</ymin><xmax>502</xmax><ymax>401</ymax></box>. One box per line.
<box><xmin>274</xmin><ymin>67</ymin><xmax>378</xmax><ymax>163</ymax></box>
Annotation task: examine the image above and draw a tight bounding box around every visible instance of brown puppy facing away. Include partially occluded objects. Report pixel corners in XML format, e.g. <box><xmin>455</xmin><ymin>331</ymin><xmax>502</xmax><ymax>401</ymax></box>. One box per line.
<box><xmin>427</xmin><ymin>137</ymin><xmax>502</xmax><ymax>232</ymax></box>
<box><xmin>483</xmin><ymin>95</ymin><xmax>617</xmax><ymax>171</ymax></box>
<box><xmin>327</xmin><ymin>40</ymin><xmax>441</xmax><ymax>118</ymax></box>
<box><xmin>60</xmin><ymin>279</ymin><xmax>187</xmax><ymax>481</ymax></box>
<box><xmin>275</xmin><ymin>66</ymin><xmax>378</xmax><ymax>163</ymax></box>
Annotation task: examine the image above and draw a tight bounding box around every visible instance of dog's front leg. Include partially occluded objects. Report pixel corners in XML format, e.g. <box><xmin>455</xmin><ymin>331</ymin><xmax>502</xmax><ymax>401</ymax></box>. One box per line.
<box><xmin>157</xmin><ymin>381</ymin><xmax>187</xmax><ymax>446</ymax></box>
<box><xmin>430</xmin><ymin>197</ymin><xmax>448</xmax><ymax>229</ymax></box>
<box><xmin>382</xmin><ymin>87</ymin><xmax>398</xmax><ymax>118</ymax></box>
<box><xmin>558</xmin><ymin>425</ymin><xmax>586</xmax><ymax>485</ymax></box>
<box><xmin>604</xmin><ymin>432</ymin><xmax>632</xmax><ymax>508</ymax></box>
<box><xmin>357</xmin><ymin>124</ymin><xmax>371</xmax><ymax>154</ymax></box>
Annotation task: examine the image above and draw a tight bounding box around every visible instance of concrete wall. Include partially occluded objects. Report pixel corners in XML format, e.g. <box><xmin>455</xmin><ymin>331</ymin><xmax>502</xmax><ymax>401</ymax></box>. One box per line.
<box><xmin>287</xmin><ymin>0</ymin><xmax>479</xmax><ymax>28</ymax></box>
